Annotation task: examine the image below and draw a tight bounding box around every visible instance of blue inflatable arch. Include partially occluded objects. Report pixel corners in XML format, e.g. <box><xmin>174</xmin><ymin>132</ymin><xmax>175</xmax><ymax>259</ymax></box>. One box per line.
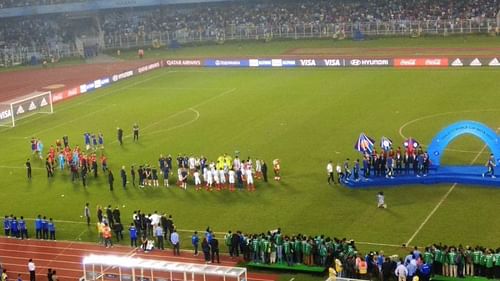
<box><xmin>428</xmin><ymin>120</ymin><xmax>500</xmax><ymax>167</ymax></box>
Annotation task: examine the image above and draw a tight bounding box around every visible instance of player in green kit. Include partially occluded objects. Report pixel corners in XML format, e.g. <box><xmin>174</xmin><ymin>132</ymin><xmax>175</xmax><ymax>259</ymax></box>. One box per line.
<box><xmin>423</xmin><ymin>247</ymin><xmax>434</xmax><ymax>276</ymax></box>
<box><xmin>494</xmin><ymin>248</ymin><xmax>500</xmax><ymax>279</ymax></box>
<box><xmin>473</xmin><ymin>247</ymin><xmax>483</xmax><ymax>276</ymax></box>
<box><xmin>224</xmin><ymin>231</ymin><xmax>233</xmax><ymax>256</ymax></box>
<box><xmin>283</xmin><ymin>237</ymin><xmax>292</xmax><ymax>266</ymax></box>
<box><xmin>293</xmin><ymin>236</ymin><xmax>303</xmax><ymax>264</ymax></box>
<box><xmin>319</xmin><ymin>242</ymin><xmax>328</xmax><ymax>266</ymax></box>
<box><xmin>302</xmin><ymin>238</ymin><xmax>312</xmax><ymax>265</ymax></box>
<box><xmin>447</xmin><ymin>247</ymin><xmax>457</xmax><ymax>277</ymax></box>
<box><xmin>252</xmin><ymin>236</ymin><xmax>260</xmax><ymax>263</ymax></box>
<box><xmin>480</xmin><ymin>250</ymin><xmax>488</xmax><ymax>277</ymax></box>
<box><xmin>434</xmin><ymin>246</ymin><xmax>443</xmax><ymax>275</ymax></box>
<box><xmin>261</xmin><ymin>237</ymin><xmax>270</xmax><ymax>264</ymax></box>
<box><xmin>275</xmin><ymin>230</ymin><xmax>283</xmax><ymax>263</ymax></box>
<box><xmin>484</xmin><ymin>250</ymin><xmax>494</xmax><ymax>279</ymax></box>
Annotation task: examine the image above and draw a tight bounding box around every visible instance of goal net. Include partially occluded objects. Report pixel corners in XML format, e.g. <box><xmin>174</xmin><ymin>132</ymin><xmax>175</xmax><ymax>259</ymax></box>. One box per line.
<box><xmin>0</xmin><ymin>91</ymin><xmax>53</xmax><ymax>127</ymax></box>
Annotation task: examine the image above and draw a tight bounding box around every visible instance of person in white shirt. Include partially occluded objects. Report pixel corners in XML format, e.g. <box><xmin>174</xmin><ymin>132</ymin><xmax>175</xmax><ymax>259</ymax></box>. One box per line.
<box><xmin>218</xmin><ymin>169</ymin><xmax>226</xmax><ymax>188</ymax></box>
<box><xmin>177</xmin><ymin>168</ymin><xmax>182</xmax><ymax>187</ymax></box>
<box><xmin>395</xmin><ymin>260</ymin><xmax>408</xmax><ymax>281</ymax></box>
<box><xmin>246</xmin><ymin>168</ymin><xmax>254</xmax><ymax>191</ymax></box>
<box><xmin>228</xmin><ymin>169</ymin><xmax>236</xmax><ymax>191</ymax></box>
<box><xmin>187</xmin><ymin>157</ymin><xmax>195</xmax><ymax>174</ymax></box>
<box><xmin>336</xmin><ymin>163</ymin><xmax>343</xmax><ymax>184</ymax></box>
<box><xmin>203</xmin><ymin>166</ymin><xmax>208</xmax><ymax>184</ymax></box>
<box><xmin>194</xmin><ymin>170</ymin><xmax>201</xmax><ymax>190</ymax></box>
<box><xmin>28</xmin><ymin>259</ymin><xmax>36</xmax><ymax>281</ymax></box>
<box><xmin>377</xmin><ymin>191</ymin><xmax>387</xmax><ymax>208</ymax></box>
<box><xmin>213</xmin><ymin>169</ymin><xmax>220</xmax><ymax>190</ymax></box>
<box><xmin>326</xmin><ymin>161</ymin><xmax>335</xmax><ymax>184</ymax></box>
<box><xmin>206</xmin><ymin>168</ymin><xmax>213</xmax><ymax>190</ymax></box>
<box><xmin>233</xmin><ymin>156</ymin><xmax>241</xmax><ymax>171</ymax></box>
<box><xmin>255</xmin><ymin>159</ymin><xmax>262</xmax><ymax>179</ymax></box>
<box><xmin>150</xmin><ymin>211</ymin><xmax>161</xmax><ymax>227</ymax></box>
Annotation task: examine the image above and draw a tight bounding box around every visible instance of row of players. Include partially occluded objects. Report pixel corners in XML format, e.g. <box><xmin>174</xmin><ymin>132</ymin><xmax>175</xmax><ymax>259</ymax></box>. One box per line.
<box><xmin>122</xmin><ymin>156</ymin><xmax>281</xmax><ymax>191</ymax></box>
<box><xmin>26</xmin><ymin>139</ymin><xmax>283</xmax><ymax>191</ymax></box>
<box><xmin>326</xmin><ymin>148</ymin><xmax>432</xmax><ymax>184</ymax></box>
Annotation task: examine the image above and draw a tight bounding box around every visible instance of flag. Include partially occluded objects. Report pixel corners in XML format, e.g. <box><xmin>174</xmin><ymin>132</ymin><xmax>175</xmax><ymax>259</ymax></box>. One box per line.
<box><xmin>403</xmin><ymin>137</ymin><xmax>420</xmax><ymax>154</ymax></box>
<box><xmin>354</xmin><ymin>133</ymin><xmax>375</xmax><ymax>153</ymax></box>
<box><xmin>380</xmin><ymin>136</ymin><xmax>393</xmax><ymax>151</ymax></box>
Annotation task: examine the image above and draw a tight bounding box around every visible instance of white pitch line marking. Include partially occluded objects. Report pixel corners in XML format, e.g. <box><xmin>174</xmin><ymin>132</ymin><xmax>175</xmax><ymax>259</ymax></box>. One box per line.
<box><xmin>405</xmin><ymin>129</ymin><xmax>498</xmax><ymax>246</ymax></box>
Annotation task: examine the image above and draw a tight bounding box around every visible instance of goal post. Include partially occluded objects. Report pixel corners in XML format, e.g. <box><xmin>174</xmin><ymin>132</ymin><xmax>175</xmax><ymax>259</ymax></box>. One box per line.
<box><xmin>0</xmin><ymin>91</ymin><xmax>53</xmax><ymax>127</ymax></box>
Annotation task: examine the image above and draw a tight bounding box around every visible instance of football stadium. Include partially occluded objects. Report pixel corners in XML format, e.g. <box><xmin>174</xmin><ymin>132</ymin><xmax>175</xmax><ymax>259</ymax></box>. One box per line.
<box><xmin>0</xmin><ymin>1</ymin><xmax>499</xmax><ymax>281</ymax></box>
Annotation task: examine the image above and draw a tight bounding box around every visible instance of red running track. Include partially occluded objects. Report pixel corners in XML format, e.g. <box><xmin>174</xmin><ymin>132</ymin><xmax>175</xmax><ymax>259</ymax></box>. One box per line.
<box><xmin>0</xmin><ymin>237</ymin><xmax>277</xmax><ymax>281</ymax></box>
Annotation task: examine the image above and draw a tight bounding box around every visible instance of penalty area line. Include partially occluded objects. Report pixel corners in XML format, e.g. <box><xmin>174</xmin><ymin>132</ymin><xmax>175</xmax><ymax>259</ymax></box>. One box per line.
<box><xmin>405</xmin><ymin>128</ymin><xmax>497</xmax><ymax>246</ymax></box>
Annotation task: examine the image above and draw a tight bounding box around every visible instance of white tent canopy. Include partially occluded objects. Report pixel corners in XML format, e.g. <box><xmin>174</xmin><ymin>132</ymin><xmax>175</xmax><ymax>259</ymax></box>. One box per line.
<box><xmin>82</xmin><ymin>254</ymin><xmax>247</xmax><ymax>281</ymax></box>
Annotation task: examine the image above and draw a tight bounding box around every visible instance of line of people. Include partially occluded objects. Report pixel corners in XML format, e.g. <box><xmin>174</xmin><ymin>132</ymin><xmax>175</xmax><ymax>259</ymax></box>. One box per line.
<box><xmin>3</xmin><ymin>214</ymin><xmax>56</xmax><ymax>240</ymax></box>
<box><xmin>327</xmin><ymin>147</ymin><xmax>432</xmax><ymax>184</ymax></box>
<box><xmin>118</xmin><ymin>154</ymin><xmax>281</xmax><ymax>192</ymax></box>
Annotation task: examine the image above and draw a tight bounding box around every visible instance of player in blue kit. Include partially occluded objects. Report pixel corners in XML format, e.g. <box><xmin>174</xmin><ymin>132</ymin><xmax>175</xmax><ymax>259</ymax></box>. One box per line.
<box><xmin>4</xmin><ymin>215</ymin><xmax>11</xmax><ymax>237</ymax></box>
<box><xmin>129</xmin><ymin>223</ymin><xmax>137</xmax><ymax>247</ymax></box>
<box><xmin>58</xmin><ymin>152</ymin><xmax>65</xmax><ymax>171</ymax></box>
<box><xmin>48</xmin><ymin>218</ymin><xmax>56</xmax><ymax>240</ymax></box>
<box><xmin>10</xmin><ymin>217</ymin><xmax>19</xmax><ymax>238</ymax></box>
<box><xmin>84</xmin><ymin>132</ymin><xmax>91</xmax><ymax>151</ymax></box>
<box><xmin>98</xmin><ymin>133</ymin><xmax>104</xmax><ymax>150</ymax></box>
<box><xmin>19</xmin><ymin>216</ymin><xmax>28</xmax><ymax>239</ymax></box>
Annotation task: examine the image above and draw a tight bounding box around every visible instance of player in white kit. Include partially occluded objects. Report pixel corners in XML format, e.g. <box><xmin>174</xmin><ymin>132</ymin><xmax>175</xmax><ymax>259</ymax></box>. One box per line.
<box><xmin>228</xmin><ymin>169</ymin><xmax>236</xmax><ymax>191</ymax></box>
<box><xmin>194</xmin><ymin>170</ymin><xmax>201</xmax><ymax>190</ymax></box>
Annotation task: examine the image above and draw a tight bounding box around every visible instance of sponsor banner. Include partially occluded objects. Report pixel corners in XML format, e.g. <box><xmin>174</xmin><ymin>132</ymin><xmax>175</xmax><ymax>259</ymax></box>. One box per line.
<box><xmin>271</xmin><ymin>59</ymin><xmax>283</xmax><ymax>67</ymax></box>
<box><xmin>0</xmin><ymin>104</ymin><xmax>12</xmax><ymax>121</ymax></box>
<box><xmin>86</xmin><ymin>77</ymin><xmax>110</xmax><ymax>92</ymax></box>
<box><xmin>319</xmin><ymin>59</ymin><xmax>345</xmax><ymax>67</ymax></box>
<box><xmin>164</xmin><ymin>59</ymin><xmax>202</xmax><ymax>67</ymax></box>
<box><xmin>94</xmin><ymin>79</ymin><xmax>102</xmax><ymax>89</ymax></box>
<box><xmin>394</xmin><ymin>58</ymin><xmax>448</xmax><ymax>67</ymax></box>
<box><xmin>257</xmin><ymin>59</ymin><xmax>272</xmax><ymax>67</ymax></box>
<box><xmin>52</xmin><ymin>87</ymin><xmax>80</xmax><ymax>103</ymax></box>
<box><xmin>86</xmin><ymin>82</ymin><xmax>95</xmax><ymax>92</ymax></box>
<box><xmin>12</xmin><ymin>94</ymin><xmax>50</xmax><ymax>117</ymax></box>
<box><xmin>137</xmin><ymin>61</ymin><xmax>161</xmax><ymax>73</ymax></box>
<box><xmin>204</xmin><ymin>59</ymin><xmax>249</xmax><ymax>67</ymax></box>
<box><xmin>80</xmin><ymin>84</ymin><xmax>87</xmax><ymax>94</ymax></box>
<box><xmin>112</xmin><ymin>70</ymin><xmax>134</xmax><ymax>82</ymax></box>
<box><xmin>100</xmin><ymin>77</ymin><xmax>111</xmax><ymax>86</ymax></box>
<box><xmin>281</xmin><ymin>59</ymin><xmax>297</xmax><ymax>67</ymax></box>
<box><xmin>298</xmin><ymin>59</ymin><xmax>319</xmax><ymax>67</ymax></box>
<box><xmin>347</xmin><ymin>58</ymin><xmax>392</xmax><ymax>67</ymax></box>
<box><xmin>448</xmin><ymin>58</ymin><xmax>500</xmax><ymax>67</ymax></box>
<box><xmin>488</xmin><ymin>58</ymin><xmax>500</xmax><ymax>67</ymax></box>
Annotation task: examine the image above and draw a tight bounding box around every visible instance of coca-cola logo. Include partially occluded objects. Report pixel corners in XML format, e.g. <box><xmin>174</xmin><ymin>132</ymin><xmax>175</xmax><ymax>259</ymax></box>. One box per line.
<box><xmin>52</xmin><ymin>92</ymin><xmax>63</xmax><ymax>102</ymax></box>
<box><xmin>67</xmin><ymin>88</ymin><xmax>78</xmax><ymax>97</ymax></box>
<box><xmin>425</xmin><ymin>59</ymin><xmax>442</xmax><ymax>66</ymax></box>
<box><xmin>399</xmin><ymin>59</ymin><xmax>416</xmax><ymax>66</ymax></box>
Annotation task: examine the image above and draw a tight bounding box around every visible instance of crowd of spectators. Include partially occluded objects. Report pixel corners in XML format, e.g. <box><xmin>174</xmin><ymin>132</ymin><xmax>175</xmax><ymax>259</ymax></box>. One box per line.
<box><xmin>101</xmin><ymin>0</ymin><xmax>499</xmax><ymax>45</ymax></box>
<box><xmin>0</xmin><ymin>0</ymin><xmax>498</xmax><ymax>64</ymax></box>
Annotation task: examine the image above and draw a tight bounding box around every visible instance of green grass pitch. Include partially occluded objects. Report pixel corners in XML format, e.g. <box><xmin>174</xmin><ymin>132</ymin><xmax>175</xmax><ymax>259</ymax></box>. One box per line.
<box><xmin>0</xmin><ymin>36</ymin><xmax>499</xmax><ymax>281</ymax></box>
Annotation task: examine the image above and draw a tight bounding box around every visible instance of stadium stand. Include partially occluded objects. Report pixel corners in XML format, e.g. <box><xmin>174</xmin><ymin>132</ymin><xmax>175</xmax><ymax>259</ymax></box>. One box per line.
<box><xmin>0</xmin><ymin>0</ymin><xmax>498</xmax><ymax>66</ymax></box>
